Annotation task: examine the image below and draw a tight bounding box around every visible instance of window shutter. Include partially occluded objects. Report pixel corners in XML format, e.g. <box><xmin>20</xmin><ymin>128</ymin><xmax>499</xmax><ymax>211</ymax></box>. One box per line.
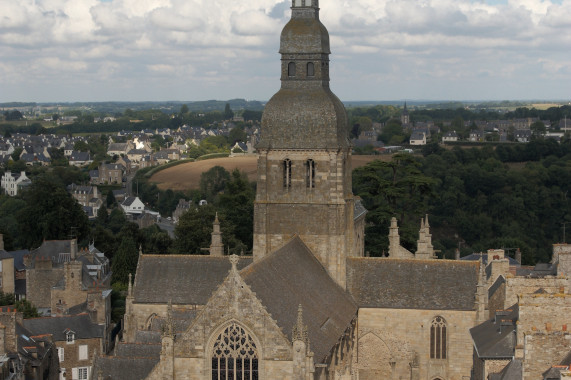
<box><xmin>79</xmin><ymin>345</ymin><xmax>88</xmax><ymax>361</ymax></box>
<box><xmin>71</xmin><ymin>367</ymin><xmax>78</xmax><ymax>380</ymax></box>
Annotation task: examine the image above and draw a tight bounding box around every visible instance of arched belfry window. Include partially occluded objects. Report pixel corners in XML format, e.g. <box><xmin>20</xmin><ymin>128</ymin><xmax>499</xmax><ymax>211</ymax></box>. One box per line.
<box><xmin>306</xmin><ymin>159</ymin><xmax>315</xmax><ymax>188</ymax></box>
<box><xmin>288</xmin><ymin>62</ymin><xmax>296</xmax><ymax>77</ymax></box>
<box><xmin>307</xmin><ymin>62</ymin><xmax>314</xmax><ymax>77</ymax></box>
<box><xmin>283</xmin><ymin>159</ymin><xmax>292</xmax><ymax>188</ymax></box>
<box><xmin>211</xmin><ymin>322</ymin><xmax>259</xmax><ymax>380</ymax></box>
<box><xmin>430</xmin><ymin>316</ymin><xmax>447</xmax><ymax>359</ymax></box>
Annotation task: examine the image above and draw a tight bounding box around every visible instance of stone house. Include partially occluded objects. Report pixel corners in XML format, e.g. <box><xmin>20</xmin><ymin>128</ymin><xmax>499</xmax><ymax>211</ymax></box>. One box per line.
<box><xmin>92</xmin><ymin>163</ymin><xmax>124</xmax><ymax>185</ymax></box>
<box><xmin>172</xmin><ymin>199</ymin><xmax>192</xmax><ymax>223</ymax></box>
<box><xmin>24</xmin><ymin>239</ymin><xmax>111</xmax><ymax>319</ymax></box>
<box><xmin>68</xmin><ymin>152</ymin><xmax>92</xmax><ymax>167</ymax></box>
<box><xmin>0</xmin><ymin>307</ymin><xmax>59</xmax><ymax>380</ymax></box>
<box><xmin>24</xmin><ymin>313</ymin><xmax>105</xmax><ymax>380</ymax></box>
<box><xmin>470</xmin><ymin>130</ymin><xmax>484</xmax><ymax>142</ymax></box>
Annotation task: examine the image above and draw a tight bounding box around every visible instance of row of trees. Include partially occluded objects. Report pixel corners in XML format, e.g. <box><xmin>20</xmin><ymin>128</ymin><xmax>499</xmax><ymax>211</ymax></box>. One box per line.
<box><xmin>354</xmin><ymin>140</ymin><xmax>571</xmax><ymax>264</ymax></box>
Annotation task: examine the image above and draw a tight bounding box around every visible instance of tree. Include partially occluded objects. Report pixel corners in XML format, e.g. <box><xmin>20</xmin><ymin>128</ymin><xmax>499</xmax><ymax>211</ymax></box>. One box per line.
<box><xmin>224</xmin><ymin>103</ymin><xmax>234</xmax><ymax>120</ymax></box>
<box><xmin>19</xmin><ymin>174</ymin><xmax>89</xmax><ymax>249</ymax></box>
<box><xmin>15</xmin><ymin>299</ymin><xmax>39</xmax><ymax>318</ymax></box>
<box><xmin>379</xmin><ymin>119</ymin><xmax>404</xmax><ymax>144</ymax></box>
<box><xmin>74</xmin><ymin>140</ymin><xmax>90</xmax><ymax>152</ymax></box>
<box><xmin>228</xmin><ymin>127</ymin><xmax>247</xmax><ymax>144</ymax></box>
<box><xmin>97</xmin><ymin>204</ymin><xmax>108</xmax><ymax>225</ymax></box>
<box><xmin>111</xmin><ymin>236</ymin><xmax>139</xmax><ymax>284</ymax></box>
<box><xmin>200</xmin><ymin>166</ymin><xmax>231</xmax><ymax>200</ymax></box>
<box><xmin>173</xmin><ymin>205</ymin><xmax>216</xmax><ymax>254</ymax></box>
<box><xmin>530</xmin><ymin>121</ymin><xmax>546</xmax><ymax>137</ymax></box>
<box><xmin>107</xmin><ymin>190</ymin><xmax>117</xmax><ymax>208</ymax></box>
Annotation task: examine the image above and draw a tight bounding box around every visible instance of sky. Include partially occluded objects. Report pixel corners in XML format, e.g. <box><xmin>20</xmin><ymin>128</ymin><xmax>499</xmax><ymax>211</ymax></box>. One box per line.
<box><xmin>1</xmin><ymin>0</ymin><xmax>571</xmax><ymax>103</ymax></box>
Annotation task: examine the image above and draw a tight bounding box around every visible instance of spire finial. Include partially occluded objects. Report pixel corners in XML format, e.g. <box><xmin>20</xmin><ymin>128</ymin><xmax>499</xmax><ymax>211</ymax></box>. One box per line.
<box><xmin>229</xmin><ymin>254</ymin><xmax>239</xmax><ymax>272</ymax></box>
<box><xmin>292</xmin><ymin>304</ymin><xmax>308</xmax><ymax>344</ymax></box>
<box><xmin>163</xmin><ymin>299</ymin><xmax>174</xmax><ymax>338</ymax></box>
<box><xmin>139</xmin><ymin>244</ymin><xmax>142</xmax><ymax>256</ymax></box>
<box><xmin>128</xmin><ymin>273</ymin><xmax>133</xmax><ymax>297</ymax></box>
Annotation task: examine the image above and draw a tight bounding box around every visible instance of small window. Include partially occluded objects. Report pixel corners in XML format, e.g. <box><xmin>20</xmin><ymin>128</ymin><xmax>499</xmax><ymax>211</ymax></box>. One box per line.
<box><xmin>307</xmin><ymin>62</ymin><xmax>315</xmax><ymax>77</ymax></box>
<box><xmin>78</xmin><ymin>367</ymin><xmax>88</xmax><ymax>380</ymax></box>
<box><xmin>306</xmin><ymin>159</ymin><xmax>315</xmax><ymax>188</ymax></box>
<box><xmin>288</xmin><ymin>62</ymin><xmax>296</xmax><ymax>77</ymax></box>
<box><xmin>283</xmin><ymin>159</ymin><xmax>292</xmax><ymax>189</ymax></box>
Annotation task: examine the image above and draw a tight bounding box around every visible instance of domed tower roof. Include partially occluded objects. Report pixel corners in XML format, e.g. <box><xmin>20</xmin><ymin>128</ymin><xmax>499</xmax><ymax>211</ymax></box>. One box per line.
<box><xmin>258</xmin><ymin>0</ymin><xmax>350</xmax><ymax>150</ymax></box>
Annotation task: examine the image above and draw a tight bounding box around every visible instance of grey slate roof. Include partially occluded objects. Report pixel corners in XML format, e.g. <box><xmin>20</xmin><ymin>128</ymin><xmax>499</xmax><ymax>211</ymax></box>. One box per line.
<box><xmin>94</xmin><ymin>356</ymin><xmax>158</xmax><ymax>380</ymax></box>
<box><xmin>495</xmin><ymin>359</ymin><xmax>522</xmax><ymax>380</ymax></box>
<box><xmin>516</xmin><ymin>263</ymin><xmax>557</xmax><ymax>277</ymax></box>
<box><xmin>470</xmin><ymin>305</ymin><xmax>518</xmax><ymax>359</ymax></box>
<box><xmin>29</xmin><ymin>240</ymin><xmax>72</xmax><ymax>267</ymax></box>
<box><xmin>346</xmin><ymin>257</ymin><xmax>479</xmax><ymax>310</ymax></box>
<box><xmin>461</xmin><ymin>253</ymin><xmax>521</xmax><ymax>266</ymax></box>
<box><xmin>241</xmin><ymin>236</ymin><xmax>358</xmax><ymax>363</ymax></box>
<box><xmin>114</xmin><ymin>342</ymin><xmax>161</xmax><ymax>358</ymax></box>
<box><xmin>133</xmin><ymin>255</ymin><xmax>252</xmax><ymax>304</ymax></box>
<box><xmin>7</xmin><ymin>249</ymin><xmax>29</xmax><ymax>271</ymax></box>
<box><xmin>23</xmin><ymin>313</ymin><xmax>104</xmax><ymax>341</ymax></box>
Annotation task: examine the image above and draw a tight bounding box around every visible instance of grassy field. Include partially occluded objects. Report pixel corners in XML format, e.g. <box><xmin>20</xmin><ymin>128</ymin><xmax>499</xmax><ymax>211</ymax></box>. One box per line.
<box><xmin>149</xmin><ymin>155</ymin><xmax>387</xmax><ymax>190</ymax></box>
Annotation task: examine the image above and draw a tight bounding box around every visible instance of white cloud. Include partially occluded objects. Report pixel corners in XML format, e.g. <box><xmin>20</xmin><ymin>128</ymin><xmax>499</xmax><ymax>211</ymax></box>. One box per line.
<box><xmin>1</xmin><ymin>0</ymin><xmax>571</xmax><ymax>101</ymax></box>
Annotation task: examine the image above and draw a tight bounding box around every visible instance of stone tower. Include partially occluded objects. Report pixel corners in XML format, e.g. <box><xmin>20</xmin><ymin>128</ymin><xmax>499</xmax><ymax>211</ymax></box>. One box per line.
<box><xmin>253</xmin><ymin>0</ymin><xmax>362</xmax><ymax>288</ymax></box>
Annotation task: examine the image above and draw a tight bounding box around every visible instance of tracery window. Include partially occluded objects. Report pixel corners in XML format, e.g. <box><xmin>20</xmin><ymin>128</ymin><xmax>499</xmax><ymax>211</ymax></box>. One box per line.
<box><xmin>288</xmin><ymin>62</ymin><xmax>296</xmax><ymax>77</ymax></box>
<box><xmin>306</xmin><ymin>159</ymin><xmax>315</xmax><ymax>188</ymax></box>
<box><xmin>211</xmin><ymin>323</ymin><xmax>259</xmax><ymax>380</ymax></box>
<box><xmin>307</xmin><ymin>62</ymin><xmax>314</xmax><ymax>77</ymax></box>
<box><xmin>283</xmin><ymin>159</ymin><xmax>292</xmax><ymax>188</ymax></box>
<box><xmin>430</xmin><ymin>316</ymin><xmax>447</xmax><ymax>359</ymax></box>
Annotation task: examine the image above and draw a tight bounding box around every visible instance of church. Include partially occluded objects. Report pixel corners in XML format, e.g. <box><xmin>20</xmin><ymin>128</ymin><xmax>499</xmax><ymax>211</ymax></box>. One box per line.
<box><xmin>94</xmin><ymin>1</ymin><xmax>570</xmax><ymax>379</ymax></box>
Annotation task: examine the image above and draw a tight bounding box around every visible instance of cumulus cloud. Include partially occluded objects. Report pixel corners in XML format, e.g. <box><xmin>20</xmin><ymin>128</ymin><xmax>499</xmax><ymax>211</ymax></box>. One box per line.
<box><xmin>1</xmin><ymin>0</ymin><xmax>570</xmax><ymax>101</ymax></box>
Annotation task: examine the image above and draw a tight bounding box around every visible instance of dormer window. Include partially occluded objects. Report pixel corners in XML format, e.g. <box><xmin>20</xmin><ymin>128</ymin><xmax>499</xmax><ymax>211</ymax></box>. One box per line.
<box><xmin>288</xmin><ymin>62</ymin><xmax>296</xmax><ymax>77</ymax></box>
<box><xmin>66</xmin><ymin>330</ymin><xmax>75</xmax><ymax>344</ymax></box>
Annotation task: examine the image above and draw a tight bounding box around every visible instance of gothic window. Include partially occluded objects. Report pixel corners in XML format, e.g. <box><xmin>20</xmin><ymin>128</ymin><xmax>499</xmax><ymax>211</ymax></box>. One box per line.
<box><xmin>294</xmin><ymin>0</ymin><xmax>302</xmax><ymax>6</ymax></box>
<box><xmin>283</xmin><ymin>159</ymin><xmax>292</xmax><ymax>189</ymax></box>
<box><xmin>211</xmin><ymin>323</ymin><xmax>259</xmax><ymax>380</ymax></box>
<box><xmin>430</xmin><ymin>316</ymin><xmax>447</xmax><ymax>359</ymax></box>
<box><xmin>307</xmin><ymin>62</ymin><xmax>314</xmax><ymax>76</ymax></box>
<box><xmin>288</xmin><ymin>62</ymin><xmax>296</xmax><ymax>77</ymax></box>
<box><xmin>306</xmin><ymin>159</ymin><xmax>315</xmax><ymax>188</ymax></box>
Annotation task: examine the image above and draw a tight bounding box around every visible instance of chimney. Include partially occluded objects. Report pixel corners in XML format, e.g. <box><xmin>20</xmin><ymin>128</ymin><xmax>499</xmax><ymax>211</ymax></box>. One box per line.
<box><xmin>515</xmin><ymin>248</ymin><xmax>522</xmax><ymax>264</ymax></box>
<box><xmin>71</xmin><ymin>238</ymin><xmax>77</xmax><ymax>260</ymax></box>
<box><xmin>0</xmin><ymin>234</ymin><xmax>4</xmax><ymax>251</ymax></box>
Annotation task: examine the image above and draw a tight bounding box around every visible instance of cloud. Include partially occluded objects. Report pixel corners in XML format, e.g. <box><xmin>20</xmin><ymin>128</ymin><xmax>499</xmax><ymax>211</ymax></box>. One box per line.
<box><xmin>1</xmin><ymin>0</ymin><xmax>570</xmax><ymax>101</ymax></box>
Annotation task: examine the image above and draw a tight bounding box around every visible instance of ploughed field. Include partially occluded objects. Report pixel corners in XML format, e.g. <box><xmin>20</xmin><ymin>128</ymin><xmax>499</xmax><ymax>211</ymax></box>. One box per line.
<box><xmin>149</xmin><ymin>155</ymin><xmax>385</xmax><ymax>191</ymax></box>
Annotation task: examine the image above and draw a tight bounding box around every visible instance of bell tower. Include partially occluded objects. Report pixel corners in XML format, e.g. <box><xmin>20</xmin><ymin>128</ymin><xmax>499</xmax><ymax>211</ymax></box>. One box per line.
<box><xmin>253</xmin><ymin>0</ymin><xmax>363</xmax><ymax>288</ymax></box>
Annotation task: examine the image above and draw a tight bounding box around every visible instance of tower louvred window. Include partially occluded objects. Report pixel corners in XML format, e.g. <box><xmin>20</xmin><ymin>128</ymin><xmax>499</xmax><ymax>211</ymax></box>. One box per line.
<box><xmin>288</xmin><ymin>62</ymin><xmax>296</xmax><ymax>77</ymax></box>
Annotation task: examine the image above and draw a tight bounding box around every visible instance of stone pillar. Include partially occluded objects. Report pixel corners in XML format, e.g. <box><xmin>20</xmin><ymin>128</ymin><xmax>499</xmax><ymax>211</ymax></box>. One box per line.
<box><xmin>160</xmin><ymin>301</ymin><xmax>175</xmax><ymax>380</ymax></box>
<box><xmin>0</xmin><ymin>234</ymin><xmax>4</xmax><ymax>251</ymax></box>
<box><xmin>515</xmin><ymin>248</ymin><xmax>522</xmax><ymax>264</ymax></box>
<box><xmin>70</xmin><ymin>238</ymin><xmax>77</xmax><ymax>260</ymax></box>
<box><xmin>476</xmin><ymin>259</ymin><xmax>488</xmax><ymax>324</ymax></box>
<box><xmin>209</xmin><ymin>213</ymin><xmax>224</xmax><ymax>256</ymax></box>
<box><xmin>292</xmin><ymin>305</ymin><xmax>314</xmax><ymax>380</ymax></box>
<box><xmin>123</xmin><ymin>273</ymin><xmax>136</xmax><ymax>342</ymax></box>
<box><xmin>388</xmin><ymin>217</ymin><xmax>401</xmax><ymax>257</ymax></box>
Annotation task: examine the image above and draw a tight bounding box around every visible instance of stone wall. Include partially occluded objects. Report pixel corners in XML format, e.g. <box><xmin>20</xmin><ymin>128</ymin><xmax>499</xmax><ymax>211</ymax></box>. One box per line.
<box><xmin>57</xmin><ymin>337</ymin><xmax>101</xmax><ymax>380</ymax></box>
<box><xmin>26</xmin><ymin>267</ymin><xmax>64</xmax><ymax>309</ymax></box>
<box><xmin>505</xmin><ymin>276</ymin><xmax>568</xmax><ymax>310</ymax></box>
<box><xmin>0</xmin><ymin>257</ymin><xmax>14</xmax><ymax>295</ymax></box>
<box><xmin>518</xmin><ymin>293</ymin><xmax>571</xmax><ymax>379</ymax></box>
<box><xmin>0</xmin><ymin>309</ymin><xmax>23</xmax><ymax>353</ymax></box>
<box><xmin>356</xmin><ymin>308</ymin><xmax>475</xmax><ymax>380</ymax></box>
<box><xmin>51</xmin><ymin>261</ymin><xmax>86</xmax><ymax>311</ymax></box>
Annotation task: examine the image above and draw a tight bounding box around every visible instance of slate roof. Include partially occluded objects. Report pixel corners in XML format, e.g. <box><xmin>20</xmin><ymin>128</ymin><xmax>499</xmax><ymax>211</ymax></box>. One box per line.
<box><xmin>492</xmin><ymin>359</ymin><xmax>522</xmax><ymax>380</ymax></box>
<box><xmin>460</xmin><ymin>253</ymin><xmax>521</xmax><ymax>266</ymax></box>
<box><xmin>346</xmin><ymin>257</ymin><xmax>479</xmax><ymax>310</ymax></box>
<box><xmin>516</xmin><ymin>263</ymin><xmax>557</xmax><ymax>277</ymax></box>
<box><xmin>94</xmin><ymin>356</ymin><xmax>158</xmax><ymax>380</ymax></box>
<box><xmin>241</xmin><ymin>236</ymin><xmax>358</xmax><ymax>363</ymax></box>
<box><xmin>470</xmin><ymin>305</ymin><xmax>518</xmax><ymax>359</ymax></box>
<box><xmin>23</xmin><ymin>313</ymin><xmax>104</xmax><ymax>341</ymax></box>
<box><xmin>133</xmin><ymin>255</ymin><xmax>252</xmax><ymax>304</ymax></box>
<box><xmin>114</xmin><ymin>342</ymin><xmax>161</xmax><ymax>358</ymax></box>
<box><xmin>29</xmin><ymin>240</ymin><xmax>72</xmax><ymax>266</ymax></box>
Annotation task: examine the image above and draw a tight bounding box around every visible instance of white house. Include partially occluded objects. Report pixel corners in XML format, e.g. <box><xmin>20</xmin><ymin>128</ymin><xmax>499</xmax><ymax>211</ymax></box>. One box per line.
<box><xmin>1</xmin><ymin>171</ymin><xmax>31</xmax><ymax>196</ymax></box>
<box><xmin>442</xmin><ymin>131</ymin><xmax>459</xmax><ymax>142</ymax></box>
<box><xmin>409</xmin><ymin>131</ymin><xmax>427</xmax><ymax>146</ymax></box>
<box><xmin>121</xmin><ymin>196</ymin><xmax>146</xmax><ymax>215</ymax></box>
